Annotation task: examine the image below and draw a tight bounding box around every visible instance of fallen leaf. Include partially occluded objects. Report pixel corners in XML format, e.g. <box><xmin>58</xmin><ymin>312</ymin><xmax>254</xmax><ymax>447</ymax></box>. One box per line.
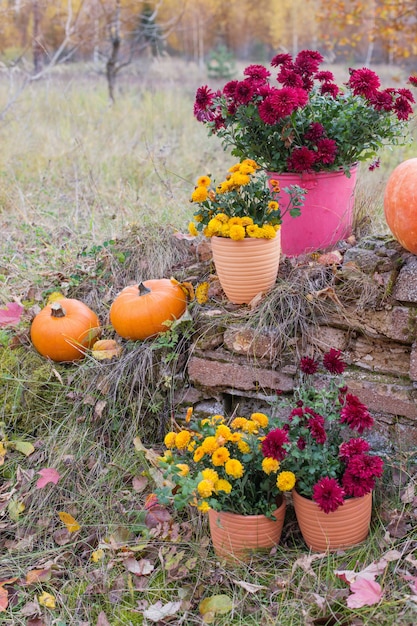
<box><xmin>91</xmin><ymin>549</ymin><xmax>105</xmax><ymax>563</ymax></box>
<box><xmin>142</xmin><ymin>600</ymin><xmax>182</xmax><ymax>622</ymax></box>
<box><xmin>96</xmin><ymin>611</ymin><xmax>111</xmax><ymax>626</ymax></box>
<box><xmin>26</xmin><ymin>568</ymin><xmax>52</xmax><ymax>585</ymax></box>
<box><xmin>58</xmin><ymin>511</ymin><xmax>81</xmax><ymax>533</ymax></box>
<box><xmin>232</xmin><ymin>579</ymin><xmax>266</xmax><ymax>593</ymax></box>
<box><xmin>199</xmin><ymin>594</ymin><xmax>233</xmax><ymax>623</ymax></box>
<box><xmin>346</xmin><ymin>578</ymin><xmax>383</xmax><ymax>608</ymax></box>
<box><xmin>11</xmin><ymin>440</ymin><xmax>35</xmax><ymax>456</ymax></box>
<box><xmin>401</xmin><ymin>481</ymin><xmax>415</xmax><ymax>504</ymax></box>
<box><xmin>0</xmin><ymin>302</ymin><xmax>24</xmax><ymax>327</ymax></box>
<box><xmin>38</xmin><ymin>591</ymin><xmax>56</xmax><ymax>609</ymax></box>
<box><xmin>123</xmin><ymin>558</ymin><xmax>154</xmax><ymax>576</ymax></box>
<box><xmin>20</xmin><ymin>600</ymin><xmax>41</xmax><ymax>616</ymax></box>
<box><xmin>47</xmin><ymin>292</ymin><xmax>65</xmax><ymax>304</ymax></box>
<box><xmin>8</xmin><ymin>498</ymin><xmax>25</xmax><ymax>521</ymax></box>
<box><xmin>132</xmin><ymin>476</ymin><xmax>148</xmax><ymax>492</ymax></box>
<box><xmin>36</xmin><ymin>468</ymin><xmax>61</xmax><ymax>489</ymax></box>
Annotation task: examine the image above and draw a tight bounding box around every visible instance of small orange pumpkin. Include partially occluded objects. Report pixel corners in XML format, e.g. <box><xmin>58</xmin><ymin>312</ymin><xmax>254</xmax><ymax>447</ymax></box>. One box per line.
<box><xmin>30</xmin><ymin>298</ymin><xmax>100</xmax><ymax>362</ymax></box>
<box><xmin>109</xmin><ymin>279</ymin><xmax>187</xmax><ymax>340</ymax></box>
<box><xmin>384</xmin><ymin>158</ymin><xmax>417</xmax><ymax>254</ymax></box>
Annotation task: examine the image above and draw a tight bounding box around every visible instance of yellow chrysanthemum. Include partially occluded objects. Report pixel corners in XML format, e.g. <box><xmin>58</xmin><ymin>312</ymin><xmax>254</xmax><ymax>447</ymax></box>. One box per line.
<box><xmin>230</xmin><ymin>417</ymin><xmax>248</xmax><ymax>430</ymax></box>
<box><xmin>220</xmin><ymin>223</ymin><xmax>231</xmax><ymax>237</ymax></box>
<box><xmin>188</xmin><ymin>222</ymin><xmax>199</xmax><ymax>236</ymax></box>
<box><xmin>216</xmin><ymin>181</ymin><xmax>232</xmax><ymax>194</ymax></box>
<box><xmin>198</xmin><ymin>501</ymin><xmax>211</xmax><ymax>512</ymax></box>
<box><xmin>201</xmin><ymin>468</ymin><xmax>219</xmax><ymax>484</ymax></box>
<box><xmin>211</xmin><ymin>414</ymin><xmax>225</xmax><ymax>424</ymax></box>
<box><xmin>215</xmin><ymin>213</ymin><xmax>229</xmax><ymax>223</ymax></box>
<box><xmin>211</xmin><ymin>446</ymin><xmax>231</xmax><ymax>466</ymax></box>
<box><xmin>277</xmin><ymin>471</ymin><xmax>296</xmax><ymax>492</ymax></box>
<box><xmin>246</xmin><ymin>224</ymin><xmax>261</xmax><ymax>237</ymax></box>
<box><xmin>274</xmin><ymin>224</ymin><xmax>281</xmax><ymax>231</ymax></box>
<box><xmin>215</xmin><ymin>424</ymin><xmax>231</xmax><ymax>440</ymax></box>
<box><xmin>241</xmin><ymin>158</ymin><xmax>259</xmax><ymax>169</ymax></box>
<box><xmin>238</xmin><ymin>162</ymin><xmax>256</xmax><ymax>175</ymax></box>
<box><xmin>201</xmin><ymin>436</ymin><xmax>219</xmax><ymax>454</ymax></box>
<box><xmin>187</xmin><ymin>440</ymin><xmax>197</xmax><ymax>452</ymax></box>
<box><xmin>185</xmin><ymin>407</ymin><xmax>193</xmax><ymax>423</ymax></box>
<box><xmin>197</xmin><ymin>175</ymin><xmax>211</xmax><ymax>187</ymax></box>
<box><xmin>175</xmin><ymin>430</ymin><xmax>192</xmax><ymax>450</ymax></box>
<box><xmin>241</xmin><ymin>216</ymin><xmax>254</xmax><ymax>226</ymax></box>
<box><xmin>230</xmin><ymin>172</ymin><xmax>250</xmax><ymax>186</ymax></box>
<box><xmin>228</xmin><ymin>163</ymin><xmax>241</xmax><ymax>173</ymax></box>
<box><xmin>268</xmin><ymin>200</ymin><xmax>279</xmax><ymax>212</ymax></box>
<box><xmin>197</xmin><ymin>479</ymin><xmax>214</xmax><ymax>498</ymax></box>
<box><xmin>262</xmin><ymin>457</ymin><xmax>280</xmax><ymax>475</ymax></box>
<box><xmin>259</xmin><ymin>224</ymin><xmax>277</xmax><ymax>239</ymax></box>
<box><xmin>204</xmin><ymin>219</ymin><xmax>222</xmax><ymax>237</ymax></box>
<box><xmin>193</xmin><ymin>446</ymin><xmax>205</xmax><ymax>462</ymax></box>
<box><xmin>196</xmin><ymin>282</ymin><xmax>209</xmax><ymax>304</ymax></box>
<box><xmin>191</xmin><ymin>186</ymin><xmax>208</xmax><ymax>202</ymax></box>
<box><xmin>229</xmin><ymin>432</ymin><xmax>242</xmax><ymax>443</ymax></box>
<box><xmin>225</xmin><ymin>458</ymin><xmax>244</xmax><ymax>479</ymax></box>
<box><xmin>251</xmin><ymin>413</ymin><xmax>269</xmax><ymax>428</ymax></box>
<box><xmin>229</xmin><ymin>225</ymin><xmax>246</xmax><ymax>240</ymax></box>
<box><xmin>164</xmin><ymin>431</ymin><xmax>177</xmax><ymax>449</ymax></box>
<box><xmin>176</xmin><ymin>463</ymin><xmax>190</xmax><ymax>477</ymax></box>
<box><xmin>269</xmin><ymin>178</ymin><xmax>280</xmax><ymax>191</ymax></box>
<box><xmin>237</xmin><ymin>440</ymin><xmax>251</xmax><ymax>454</ymax></box>
<box><xmin>194</xmin><ymin>213</ymin><xmax>203</xmax><ymax>222</ymax></box>
<box><xmin>228</xmin><ymin>217</ymin><xmax>242</xmax><ymax>226</ymax></box>
<box><xmin>215</xmin><ymin>478</ymin><xmax>232</xmax><ymax>493</ymax></box>
<box><xmin>242</xmin><ymin>420</ymin><xmax>258</xmax><ymax>434</ymax></box>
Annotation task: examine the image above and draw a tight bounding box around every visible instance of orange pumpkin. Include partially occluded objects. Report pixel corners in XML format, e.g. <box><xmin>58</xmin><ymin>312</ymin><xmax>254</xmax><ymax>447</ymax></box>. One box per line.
<box><xmin>109</xmin><ymin>279</ymin><xmax>187</xmax><ymax>340</ymax></box>
<box><xmin>384</xmin><ymin>158</ymin><xmax>417</xmax><ymax>254</ymax></box>
<box><xmin>30</xmin><ymin>298</ymin><xmax>100</xmax><ymax>362</ymax></box>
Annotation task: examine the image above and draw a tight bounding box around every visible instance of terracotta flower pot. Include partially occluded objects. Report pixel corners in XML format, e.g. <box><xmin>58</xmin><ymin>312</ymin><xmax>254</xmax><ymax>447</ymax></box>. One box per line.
<box><xmin>292</xmin><ymin>490</ymin><xmax>372</xmax><ymax>552</ymax></box>
<box><xmin>268</xmin><ymin>165</ymin><xmax>358</xmax><ymax>257</ymax></box>
<box><xmin>210</xmin><ymin>233</ymin><xmax>281</xmax><ymax>304</ymax></box>
<box><xmin>208</xmin><ymin>498</ymin><xmax>286</xmax><ymax>562</ymax></box>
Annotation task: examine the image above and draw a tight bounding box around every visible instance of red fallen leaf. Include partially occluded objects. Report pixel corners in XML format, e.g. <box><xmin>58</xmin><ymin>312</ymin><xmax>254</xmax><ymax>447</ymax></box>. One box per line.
<box><xmin>346</xmin><ymin>577</ymin><xmax>383</xmax><ymax>608</ymax></box>
<box><xmin>25</xmin><ymin>568</ymin><xmax>52</xmax><ymax>585</ymax></box>
<box><xmin>145</xmin><ymin>505</ymin><xmax>172</xmax><ymax>529</ymax></box>
<box><xmin>144</xmin><ymin>493</ymin><xmax>159</xmax><ymax>510</ymax></box>
<box><xmin>0</xmin><ymin>578</ymin><xmax>18</xmax><ymax>612</ymax></box>
<box><xmin>0</xmin><ymin>302</ymin><xmax>24</xmax><ymax>327</ymax></box>
<box><xmin>36</xmin><ymin>468</ymin><xmax>61</xmax><ymax>488</ymax></box>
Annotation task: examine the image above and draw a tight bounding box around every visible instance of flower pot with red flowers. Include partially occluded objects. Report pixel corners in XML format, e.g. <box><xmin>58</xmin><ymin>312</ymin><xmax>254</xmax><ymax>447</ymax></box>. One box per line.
<box><xmin>194</xmin><ymin>50</ymin><xmax>416</xmax><ymax>256</ymax></box>
<box><xmin>154</xmin><ymin>410</ymin><xmax>295</xmax><ymax>563</ymax></box>
<box><xmin>268</xmin><ymin>348</ymin><xmax>384</xmax><ymax>551</ymax></box>
<box><xmin>187</xmin><ymin>159</ymin><xmax>304</xmax><ymax>304</ymax></box>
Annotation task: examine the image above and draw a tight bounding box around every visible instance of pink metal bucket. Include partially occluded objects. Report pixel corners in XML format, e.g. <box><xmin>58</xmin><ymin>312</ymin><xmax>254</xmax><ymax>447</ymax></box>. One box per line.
<box><xmin>268</xmin><ymin>165</ymin><xmax>358</xmax><ymax>257</ymax></box>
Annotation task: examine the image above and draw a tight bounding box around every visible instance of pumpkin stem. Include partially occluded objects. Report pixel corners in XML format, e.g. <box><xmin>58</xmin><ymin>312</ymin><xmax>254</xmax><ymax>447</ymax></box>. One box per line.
<box><xmin>138</xmin><ymin>282</ymin><xmax>151</xmax><ymax>296</ymax></box>
<box><xmin>50</xmin><ymin>302</ymin><xmax>66</xmax><ymax>317</ymax></box>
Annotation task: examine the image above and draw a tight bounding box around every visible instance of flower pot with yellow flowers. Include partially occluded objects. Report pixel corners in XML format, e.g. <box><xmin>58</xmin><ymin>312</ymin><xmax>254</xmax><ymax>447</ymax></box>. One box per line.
<box><xmin>188</xmin><ymin>159</ymin><xmax>304</xmax><ymax>304</ymax></box>
<box><xmin>155</xmin><ymin>410</ymin><xmax>296</xmax><ymax>562</ymax></box>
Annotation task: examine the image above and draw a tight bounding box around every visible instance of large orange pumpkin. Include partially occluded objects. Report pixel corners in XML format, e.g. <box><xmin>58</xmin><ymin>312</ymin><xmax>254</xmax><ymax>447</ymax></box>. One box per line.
<box><xmin>30</xmin><ymin>298</ymin><xmax>100</xmax><ymax>362</ymax></box>
<box><xmin>384</xmin><ymin>158</ymin><xmax>417</xmax><ymax>254</ymax></box>
<box><xmin>109</xmin><ymin>279</ymin><xmax>187</xmax><ymax>340</ymax></box>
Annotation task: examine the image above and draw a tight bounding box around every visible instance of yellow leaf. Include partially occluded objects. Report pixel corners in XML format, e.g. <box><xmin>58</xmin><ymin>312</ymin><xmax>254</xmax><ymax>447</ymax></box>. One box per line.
<box><xmin>58</xmin><ymin>511</ymin><xmax>81</xmax><ymax>533</ymax></box>
<box><xmin>91</xmin><ymin>549</ymin><xmax>104</xmax><ymax>562</ymax></box>
<box><xmin>11</xmin><ymin>440</ymin><xmax>35</xmax><ymax>456</ymax></box>
<box><xmin>47</xmin><ymin>292</ymin><xmax>65</xmax><ymax>304</ymax></box>
<box><xmin>38</xmin><ymin>591</ymin><xmax>56</xmax><ymax>609</ymax></box>
<box><xmin>8</xmin><ymin>499</ymin><xmax>25</xmax><ymax>521</ymax></box>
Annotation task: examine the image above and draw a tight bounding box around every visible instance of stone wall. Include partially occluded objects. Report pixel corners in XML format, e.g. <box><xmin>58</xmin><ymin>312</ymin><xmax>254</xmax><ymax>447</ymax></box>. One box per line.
<box><xmin>175</xmin><ymin>235</ymin><xmax>417</xmax><ymax>449</ymax></box>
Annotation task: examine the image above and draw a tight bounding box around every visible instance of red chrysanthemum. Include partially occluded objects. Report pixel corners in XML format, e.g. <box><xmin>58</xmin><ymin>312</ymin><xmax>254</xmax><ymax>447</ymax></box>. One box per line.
<box><xmin>394</xmin><ymin>95</ymin><xmax>414</xmax><ymax>121</ymax></box>
<box><xmin>340</xmin><ymin>394</ymin><xmax>374</xmax><ymax>434</ymax></box>
<box><xmin>345</xmin><ymin>453</ymin><xmax>384</xmax><ymax>479</ymax></box>
<box><xmin>299</xmin><ymin>356</ymin><xmax>319</xmax><ymax>374</ymax></box>
<box><xmin>312</xmin><ymin>476</ymin><xmax>345</xmax><ymax>513</ymax></box>
<box><xmin>193</xmin><ymin>85</ymin><xmax>216</xmax><ymax>121</ymax></box>
<box><xmin>297</xmin><ymin>436</ymin><xmax>306</xmax><ymax>450</ymax></box>
<box><xmin>303</xmin><ymin>123</ymin><xmax>325</xmax><ymax>142</ymax></box>
<box><xmin>323</xmin><ymin>348</ymin><xmax>346</xmax><ymax>374</ymax></box>
<box><xmin>243</xmin><ymin>64</ymin><xmax>271</xmax><ymax>82</ymax></box>
<box><xmin>308</xmin><ymin>414</ymin><xmax>327</xmax><ymax>444</ymax></box>
<box><xmin>315</xmin><ymin>70</ymin><xmax>335</xmax><ymax>82</ymax></box>
<box><xmin>347</xmin><ymin>67</ymin><xmax>380</xmax><ymax>99</ymax></box>
<box><xmin>409</xmin><ymin>75</ymin><xmax>417</xmax><ymax>87</ymax></box>
<box><xmin>222</xmin><ymin>80</ymin><xmax>239</xmax><ymax>98</ymax></box>
<box><xmin>316</xmin><ymin>138</ymin><xmax>337</xmax><ymax>165</ymax></box>
<box><xmin>234</xmin><ymin>80</ymin><xmax>255</xmax><ymax>104</ymax></box>
<box><xmin>277</xmin><ymin>67</ymin><xmax>304</xmax><ymax>89</ymax></box>
<box><xmin>289</xmin><ymin>407</ymin><xmax>304</xmax><ymax>419</ymax></box>
<box><xmin>258</xmin><ymin>87</ymin><xmax>307</xmax><ymax>124</ymax></box>
<box><xmin>261</xmin><ymin>428</ymin><xmax>289</xmax><ymax>461</ymax></box>
<box><xmin>286</xmin><ymin>146</ymin><xmax>317</xmax><ymax>172</ymax></box>
<box><xmin>342</xmin><ymin>470</ymin><xmax>376</xmax><ymax>498</ymax></box>
<box><xmin>320</xmin><ymin>82</ymin><xmax>339</xmax><ymax>98</ymax></box>
<box><xmin>270</xmin><ymin>53</ymin><xmax>292</xmax><ymax>68</ymax></box>
<box><xmin>339</xmin><ymin>438</ymin><xmax>370</xmax><ymax>461</ymax></box>
<box><xmin>294</xmin><ymin>49</ymin><xmax>324</xmax><ymax>75</ymax></box>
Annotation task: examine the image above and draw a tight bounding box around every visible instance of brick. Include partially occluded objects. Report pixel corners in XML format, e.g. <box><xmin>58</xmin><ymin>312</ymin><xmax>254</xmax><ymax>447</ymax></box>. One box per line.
<box><xmin>223</xmin><ymin>326</ymin><xmax>277</xmax><ymax>361</ymax></box>
<box><xmin>187</xmin><ymin>356</ymin><xmax>294</xmax><ymax>393</ymax></box>
<box><xmin>345</xmin><ymin>376</ymin><xmax>417</xmax><ymax>420</ymax></box>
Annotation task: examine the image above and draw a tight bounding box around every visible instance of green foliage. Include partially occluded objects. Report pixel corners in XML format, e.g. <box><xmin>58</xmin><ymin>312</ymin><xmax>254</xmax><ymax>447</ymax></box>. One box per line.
<box><xmin>206</xmin><ymin>44</ymin><xmax>236</xmax><ymax>80</ymax></box>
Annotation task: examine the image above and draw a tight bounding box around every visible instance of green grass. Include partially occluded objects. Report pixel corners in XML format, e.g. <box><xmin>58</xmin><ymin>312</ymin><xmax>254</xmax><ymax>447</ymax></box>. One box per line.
<box><xmin>1</xmin><ymin>58</ymin><xmax>417</xmax><ymax>625</ymax></box>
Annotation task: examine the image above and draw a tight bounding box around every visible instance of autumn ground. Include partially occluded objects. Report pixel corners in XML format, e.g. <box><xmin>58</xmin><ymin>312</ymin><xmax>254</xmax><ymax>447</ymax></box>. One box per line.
<box><xmin>1</xmin><ymin>58</ymin><xmax>417</xmax><ymax>625</ymax></box>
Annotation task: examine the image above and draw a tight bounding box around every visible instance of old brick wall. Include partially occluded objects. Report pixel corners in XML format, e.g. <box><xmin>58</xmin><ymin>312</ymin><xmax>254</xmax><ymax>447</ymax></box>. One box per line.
<box><xmin>176</xmin><ymin>235</ymin><xmax>417</xmax><ymax>449</ymax></box>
